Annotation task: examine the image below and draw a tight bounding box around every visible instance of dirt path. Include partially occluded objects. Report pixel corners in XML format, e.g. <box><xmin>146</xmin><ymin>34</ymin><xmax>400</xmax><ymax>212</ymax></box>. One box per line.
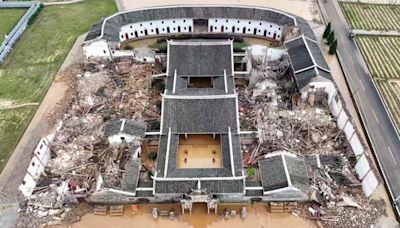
<box><xmin>0</xmin><ymin>32</ymin><xmax>86</xmax><ymax>203</ymax></box>
<box><xmin>42</xmin><ymin>0</ymin><xmax>83</xmax><ymax>6</ymax></box>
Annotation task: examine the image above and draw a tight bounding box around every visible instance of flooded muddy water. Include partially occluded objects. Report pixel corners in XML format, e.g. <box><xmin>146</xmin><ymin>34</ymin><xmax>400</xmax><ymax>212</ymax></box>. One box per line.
<box><xmin>72</xmin><ymin>204</ymin><xmax>316</xmax><ymax>228</ymax></box>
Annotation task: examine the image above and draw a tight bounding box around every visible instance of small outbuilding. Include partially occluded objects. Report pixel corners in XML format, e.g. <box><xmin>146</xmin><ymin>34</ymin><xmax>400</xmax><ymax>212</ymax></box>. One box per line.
<box><xmin>104</xmin><ymin>119</ymin><xmax>147</xmax><ymax>146</ymax></box>
<box><xmin>258</xmin><ymin>151</ymin><xmax>310</xmax><ymax>200</ymax></box>
<box><xmin>285</xmin><ymin>35</ymin><xmax>335</xmax><ymax>102</ymax></box>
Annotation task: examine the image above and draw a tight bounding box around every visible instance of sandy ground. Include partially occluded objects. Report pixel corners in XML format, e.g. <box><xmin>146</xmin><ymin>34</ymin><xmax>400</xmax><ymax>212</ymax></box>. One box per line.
<box><xmin>119</xmin><ymin>0</ymin><xmax>320</xmax><ymax>22</ymax></box>
<box><xmin>72</xmin><ymin>204</ymin><xmax>317</xmax><ymax>228</ymax></box>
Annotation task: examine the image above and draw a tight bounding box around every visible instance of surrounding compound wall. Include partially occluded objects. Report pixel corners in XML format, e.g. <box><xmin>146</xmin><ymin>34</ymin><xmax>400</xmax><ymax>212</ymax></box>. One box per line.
<box><xmin>327</xmin><ymin>86</ymin><xmax>379</xmax><ymax>197</ymax></box>
<box><xmin>0</xmin><ymin>1</ymin><xmax>41</xmax><ymax>62</ymax></box>
<box><xmin>19</xmin><ymin>134</ymin><xmax>54</xmax><ymax>197</ymax></box>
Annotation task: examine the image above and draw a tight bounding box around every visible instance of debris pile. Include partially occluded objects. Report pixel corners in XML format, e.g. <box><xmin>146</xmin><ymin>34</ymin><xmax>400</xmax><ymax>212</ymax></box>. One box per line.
<box><xmin>239</xmin><ymin>52</ymin><xmax>387</xmax><ymax>227</ymax></box>
<box><xmin>17</xmin><ymin>59</ymin><xmax>161</xmax><ymax>227</ymax></box>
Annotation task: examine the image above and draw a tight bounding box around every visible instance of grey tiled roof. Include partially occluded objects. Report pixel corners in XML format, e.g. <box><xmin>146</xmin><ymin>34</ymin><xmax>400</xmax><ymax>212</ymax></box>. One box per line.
<box><xmin>201</xmin><ymin>179</ymin><xmax>244</xmax><ymax>194</ymax></box>
<box><xmin>259</xmin><ymin>155</ymin><xmax>289</xmax><ymax>191</ymax></box>
<box><xmin>285</xmin><ymin>155</ymin><xmax>310</xmax><ymax>190</ymax></box>
<box><xmin>285</xmin><ymin>36</ymin><xmax>330</xmax><ymax>72</ymax></box>
<box><xmin>155</xmin><ymin>180</ymin><xmax>198</xmax><ymax>194</ymax></box>
<box><xmin>294</xmin><ymin>68</ymin><xmax>332</xmax><ymax>89</ymax></box>
<box><xmin>258</xmin><ymin>153</ymin><xmax>310</xmax><ymax>192</ymax></box>
<box><xmin>286</xmin><ymin>38</ymin><xmax>314</xmax><ymax>72</ymax></box>
<box><xmin>85</xmin><ymin>19</ymin><xmax>105</xmax><ymax>41</ymax></box>
<box><xmin>285</xmin><ymin>35</ymin><xmax>332</xmax><ymax>89</ymax></box>
<box><xmin>245</xmin><ymin>180</ymin><xmax>263</xmax><ymax>187</ymax></box>
<box><xmin>104</xmin><ymin>119</ymin><xmax>147</xmax><ymax>137</ymax></box>
<box><xmin>305</xmin><ymin>38</ymin><xmax>329</xmax><ymax>70</ymax></box>
<box><xmin>168</xmin><ymin>40</ymin><xmax>233</xmax><ymax>76</ymax></box>
<box><xmin>121</xmin><ymin>158</ymin><xmax>141</xmax><ymax>192</ymax></box>
<box><xmin>162</xmin><ymin>97</ymin><xmax>238</xmax><ymax>134</ymax></box>
<box><xmin>87</xmin><ymin>6</ymin><xmax>296</xmax><ymax>42</ymax></box>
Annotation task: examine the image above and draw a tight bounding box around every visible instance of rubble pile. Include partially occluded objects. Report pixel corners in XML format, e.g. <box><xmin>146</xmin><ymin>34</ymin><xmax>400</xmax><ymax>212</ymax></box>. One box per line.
<box><xmin>239</xmin><ymin>55</ymin><xmax>387</xmax><ymax>227</ymax></box>
<box><xmin>17</xmin><ymin>59</ymin><xmax>161</xmax><ymax>227</ymax></box>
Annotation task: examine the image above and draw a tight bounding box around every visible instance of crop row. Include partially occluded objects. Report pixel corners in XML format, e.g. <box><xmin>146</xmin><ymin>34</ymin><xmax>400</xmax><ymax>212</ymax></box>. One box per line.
<box><xmin>356</xmin><ymin>36</ymin><xmax>400</xmax><ymax>79</ymax></box>
<box><xmin>340</xmin><ymin>3</ymin><xmax>400</xmax><ymax>31</ymax></box>
<box><xmin>376</xmin><ymin>80</ymin><xmax>400</xmax><ymax>132</ymax></box>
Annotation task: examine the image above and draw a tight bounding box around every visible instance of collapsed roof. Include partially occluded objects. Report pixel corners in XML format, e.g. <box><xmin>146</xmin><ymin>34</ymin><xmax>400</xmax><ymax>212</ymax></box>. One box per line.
<box><xmin>104</xmin><ymin>119</ymin><xmax>147</xmax><ymax>137</ymax></box>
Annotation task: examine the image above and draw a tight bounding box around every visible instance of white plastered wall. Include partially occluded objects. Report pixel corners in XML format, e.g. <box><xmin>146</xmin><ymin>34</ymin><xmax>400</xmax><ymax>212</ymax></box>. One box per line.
<box><xmin>83</xmin><ymin>40</ymin><xmax>112</xmax><ymax>59</ymax></box>
<box><xmin>119</xmin><ymin>18</ymin><xmax>193</xmax><ymax>42</ymax></box>
<box><xmin>108</xmin><ymin>133</ymin><xmax>138</xmax><ymax>145</ymax></box>
<box><xmin>208</xmin><ymin>18</ymin><xmax>283</xmax><ymax>40</ymax></box>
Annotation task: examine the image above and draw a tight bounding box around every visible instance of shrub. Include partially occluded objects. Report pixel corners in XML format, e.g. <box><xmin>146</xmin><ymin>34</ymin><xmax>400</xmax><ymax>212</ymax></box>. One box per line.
<box><xmin>327</xmin><ymin>31</ymin><xmax>335</xmax><ymax>45</ymax></box>
<box><xmin>329</xmin><ymin>39</ymin><xmax>338</xmax><ymax>55</ymax></box>
<box><xmin>246</xmin><ymin>167</ymin><xmax>256</xmax><ymax>178</ymax></box>
<box><xmin>323</xmin><ymin>22</ymin><xmax>331</xmax><ymax>39</ymax></box>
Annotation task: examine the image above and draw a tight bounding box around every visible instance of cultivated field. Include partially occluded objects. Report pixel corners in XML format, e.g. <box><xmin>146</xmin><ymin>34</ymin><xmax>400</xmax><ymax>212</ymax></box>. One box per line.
<box><xmin>0</xmin><ymin>9</ymin><xmax>27</xmax><ymax>44</ymax></box>
<box><xmin>356</xmin><ymin>36</ymin><xmax>400</xmax><ymax>131</ymax></box>
<box><xmin>0</xmin><ymin>0</ymin><xmax>117</xmax><ymax>171</ymax></box>
<box><xmin>340</xmin><ymin>2</ymin><xmax>400</xmax><ymax>30</ymax></box>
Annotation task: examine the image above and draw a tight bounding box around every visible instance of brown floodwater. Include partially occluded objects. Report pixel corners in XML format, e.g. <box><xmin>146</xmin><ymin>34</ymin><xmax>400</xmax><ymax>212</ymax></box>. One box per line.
<box><xmin>72</xmin><ymin>204</ymin><xmax>316</xmax><ymax>228</ymax></box>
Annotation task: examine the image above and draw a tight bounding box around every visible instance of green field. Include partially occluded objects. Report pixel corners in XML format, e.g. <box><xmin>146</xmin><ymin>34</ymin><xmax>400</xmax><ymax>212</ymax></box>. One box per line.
<box><xmin>340</xmin><ymin>2</ymin><xmax>400</xmax><ymax>30</ymax></box>
<box><xmin>0</xmin><ymin>0</ymin><xmax>117</xmax><ymax>171</ymax></box>
<box><xmin>0</xmin><ymin>9</ymin><xmax>27</xmax><ymax>44</ymax></box>
<box><xmin>356</xmin><ymin>36</ymin><xmax>400</xmax><ymax>132</ymax></box>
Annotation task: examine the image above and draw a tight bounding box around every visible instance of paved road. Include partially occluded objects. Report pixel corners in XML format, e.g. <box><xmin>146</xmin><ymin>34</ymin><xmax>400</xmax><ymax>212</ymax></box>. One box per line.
<box><xmin>318</xmin><ymin>0</ymin><xmax>400</xmax><ymax>216</ymax></box>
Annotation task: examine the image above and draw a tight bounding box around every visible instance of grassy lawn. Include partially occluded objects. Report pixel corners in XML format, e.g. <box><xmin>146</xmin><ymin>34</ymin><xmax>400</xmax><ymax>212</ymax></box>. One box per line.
<box><xmin>0</xmin><ymin>9</ymin><xmax>27</xmax><ymax>44</ymax></box>
<box><xmin>0</xmin><ymin>0</ymin><xmax>117</xmax><ymax>171</ymax></box>
<box><xmin>0</xmin><ymin>109</ymin><xmax>35</xmax><ymax>170</ymax></box>
<box><xmin>340</xmin><ymin>2</ymin><xmax>400</xmax><ymax>30</ymax></box>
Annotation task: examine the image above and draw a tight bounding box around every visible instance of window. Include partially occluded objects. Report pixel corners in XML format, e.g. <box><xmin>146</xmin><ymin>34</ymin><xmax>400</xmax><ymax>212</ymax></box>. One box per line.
<box><xmin>161</xmin><ymin>21</ymin><xmax>164</xmax><ymax>24</ymax></box>
<box><xmin>188</xmin><ymin>77</ymin><xmax>213</xmax><ymax>88</ymax></box>
<box><xmin>215</xmin><ymin>19</ymin><xmax>218</xmax><ymax>22</ymax></box>
<box><xmin>270</xmin><ymin>25</ymin><xmax>272</xmax><ymax>28</ymax></box>
<box><xmin>131</xmin><ymin>32</ymin><xmax>133</xmax><ymax>35</ymax></box>
<box><xmin>140</xmin><ymin>31</ymin><xmax>143</xmax><ymax>34</ymax></box>
<box><xmin>184</xmin><ymin>27</ymin><xmax>186</xmax><ymax>30</ymax></box>
<box><xmin>173</xmin><ymin>28</ymin><xmax>176</xmax><ymax>31</ymax></box>
<box><xmin>121</xmin><ymin>35</ymin><xmax>124</xmax><ymax>38</ymax></box>
<box><xmin>226</xmin><ymin>20</ymin><xmax>228</xmax><ymax>22</ymax></box>
<box><xmin>259</xmin><ymin>22</ymin><xmax>262</xmax><ymax>25</ymax></box>
<box><xmin>150</xmin><ymin>22</ymin><xmax>152</xmax><ymax>25</ymax></box>
<box><xmin>183</xmin><ymin>19</ymin><xmax>186</xmax><ymax>22</ymax></box>
<box><xmin>334</xmin><ymin>94</ymin><xmax>339</xmax><ymax>102</ymax></box>
<box><xmin>162</xmin><ymin>28</ymin><xmax>165</xmax><ymax>31</ymax></box>
<box><xmin>278</xmin><ymin>35</ymin><xmax>280</xmax><ymax>38</ymax></box>
<box><xmin>22</xmin><ymin>180</ymin><xmax>26</xmax><ymax>185</ymax></box>
<box><xmin>140</xmin><ymin>24</ymin><xmax>142</xmax><ymax>26</ymax></box>
<box><xmin>103</xmin><ymin>50</ymin><xmax>106</xmax><ymax>54</ymax></box>
<box><xmin>248</xmin><ymin>28</ymin><xmax>250</xmax><ymax>31</ymax></box>
<box><xmin>237</xmin><ymin>20</ymin><xmax>240</xmax><ymax>23</ymax></box>
<box><xmin>151</xmin><ymin>29</ymin><xmax>154</xmax><ymax>32</ymax></box>
<box><xmin>32</xmin><ymin>161</ymin><xmax>36</xmax><ymax>167</ymax></box>
<box><xmin>248</xmin><ymin>21</ymin><xmax>251</xmax><ymax>24</ymax></box>
<box><xmin>278</xmin><ymin>27</ymin><xmax>281</xmax><ymax>30</ymax></box>
<box><xmin>173</xmin><ymin>20</ymin><xmax>175</xmax><ymax>23</ymax></box>
<box><xmin>130</xmin><ymin>25</ymin><xmax>132</xmax><ymax>28</ymax></box>
<box><xmin>39</xmin><ymin>144</ymin><xmax>43</xmax><ymax>149</ymax></box>
<box><xmin>121</xmin><ymin>136</ymin><xmax>126</xmax><ymax>141</ymax></box>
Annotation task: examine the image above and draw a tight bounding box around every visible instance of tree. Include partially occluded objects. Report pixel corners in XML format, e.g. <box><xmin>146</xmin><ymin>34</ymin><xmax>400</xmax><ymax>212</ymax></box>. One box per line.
<box><xmin>327</xmin><ymin>31</ymin><xmax>335</xmax><ymax>45</ymax></box>
<box><xmin>323</xmin><ymin>22</ymin><xmax>331</xmax><ymax>39</ymax></box>
<box><xmin>329</xmin><ymin>40</ymin><xmax>338</xmax><ymax>55</ymax></box>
